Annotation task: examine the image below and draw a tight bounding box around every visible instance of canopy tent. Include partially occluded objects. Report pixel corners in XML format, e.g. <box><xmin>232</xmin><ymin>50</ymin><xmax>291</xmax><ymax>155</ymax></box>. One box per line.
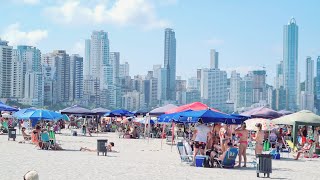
<box><xmin>91</xmin><ymin>107</ymin><xmax>111</xmax><ymax>115</ymax></box>
<box><xmin>133</xmin><ymin>108</ymin><xmax>150</xmax><ymax>116</ymax></box>
<box><xmin>133</xmin><ymin>117</ymin><xmax>155</xmax><ymax>124</ymax></box>
<box><xmin>13</xmin><ymin>108</ymin><xmax>36</xmax><ymax>119</ymax></box>
<box><xmin>1</xmin><ymin>112</ymin><xmax>12</xmax><ymax>118</ymax></box>
<box><xmin>104</xmin><ymin>109</ymin><xmax>134</xmax><ymax>117</ymax></box>
<box><xmin>244</xmin><ymin>118</ymin><xmax>277</xmax><ymax>131</ymax></box>
<box><xmin>278</xmin><ymin>110</ymin><xmax>293</xmax><ymax>115</ymax></box>
<box><xmin>165</xmin><ymin>102</ymin><xmax>217</xmax><ymax>114</ymax></box>
<box><xmin>60</xmin><ymin>105</ymin><xmax>94</xmax><ymax>115</ymax></box>
<box><xmin>149</xmin><ymin>104</ymin><xmax>178</xmax><ymax>116</ymax></box>
<box><xmin>241</xmin><ymin>107</ymin><xmax>282</xmax><ymax>119</ymax></box>
<box><xmin>0</xmin><ymin>102</ymin><xmax>19</xmax><ymax>112</ymax></box>
<box><xmin>178</xmin><ymin>109</ymin><xmax>242</xmax><ymax>124</ymax></box>
<box><xmin>273</xmin><ymin>110</ymin><xmax>320</xmax><ymax>146</ymax></box>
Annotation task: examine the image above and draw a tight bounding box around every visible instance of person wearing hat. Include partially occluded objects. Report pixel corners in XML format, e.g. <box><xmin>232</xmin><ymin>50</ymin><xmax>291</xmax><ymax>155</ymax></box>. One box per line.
<box><xmin>23</xmin><ymin>170</ymin><xmax>39</xmax><ymax>180</ymax></box>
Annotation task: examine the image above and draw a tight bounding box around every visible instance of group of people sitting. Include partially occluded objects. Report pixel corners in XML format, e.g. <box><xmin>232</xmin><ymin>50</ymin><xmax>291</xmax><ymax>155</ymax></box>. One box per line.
<box><xmin>190</xmin><ymin>119</ymin><xmax>264</xmax><ymax>167</ymax></box>
<box><xmin>21</xmin><ymin>125</ymin><xmax>63</xmax><ymax>150</ymax></box>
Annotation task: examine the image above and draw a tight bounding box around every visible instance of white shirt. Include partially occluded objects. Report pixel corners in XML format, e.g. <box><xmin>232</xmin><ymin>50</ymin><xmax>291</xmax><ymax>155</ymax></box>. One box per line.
<box><xmin>195</xmin><ymin>124</ymin><xmax>210</xmax><ymax>143</ymax></box>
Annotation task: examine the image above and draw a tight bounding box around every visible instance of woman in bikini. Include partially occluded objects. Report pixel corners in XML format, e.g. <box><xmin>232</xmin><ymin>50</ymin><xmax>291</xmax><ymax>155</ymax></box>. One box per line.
<box><xmin>253</xmin><ymin>123</ymin><xmax>264</xmax><ymax>155</ymax></box>
<box><xmin>235</xmin><ymin>123</ymin><xmax>248</xmax><ymax>167</ymax></box>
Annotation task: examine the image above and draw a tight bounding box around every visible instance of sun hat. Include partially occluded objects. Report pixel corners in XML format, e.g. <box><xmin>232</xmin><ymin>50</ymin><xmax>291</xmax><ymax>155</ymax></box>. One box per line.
<box><xmin>23</xmin><ymin>170</ymin><xmax>39</xmax><ymax>180</ymax></box>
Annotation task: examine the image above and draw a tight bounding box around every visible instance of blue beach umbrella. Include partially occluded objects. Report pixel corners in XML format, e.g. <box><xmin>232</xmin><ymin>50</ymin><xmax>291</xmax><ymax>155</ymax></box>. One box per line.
<box><xmin>13</xmin><ymin>108</ymin><xmax>36</xmax><ymax>118</ymax></box>
<box><xmin>104</xmin><ymin>109</ymin><xmax>134</xmax><ymax>117</ymax></box>
<box><xmin>179</xmin><ymin>109</ymin><xmax>242</xmax><ymax>124</ymax></box>
<box><xmin>18</xmin><ymin>109</ymin><xmax>62</xmax><ymax>121</ymax></box>
<box><xmin>0</xmin><ymin>102</ymin><xmax>19</xmax><ymax>112</ymax></box>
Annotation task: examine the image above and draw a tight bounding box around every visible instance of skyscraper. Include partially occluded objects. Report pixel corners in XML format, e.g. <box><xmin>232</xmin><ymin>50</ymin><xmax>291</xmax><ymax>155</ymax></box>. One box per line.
<box><xmin>283</xmin><ymin>18</ymin><xmax>298</xmax><ymax>111</ymax></box>
<box><xmin>119</xmin><ymin>62</ymin><xmax>130</xmax><ymax>78</ymax></box>
<box><xmin>164</xmin><ymin>28</ymin><xmax>176</xmax><ymax>101</ymax></box>
<box><xmin>69</xmin><ymin>54</ymin><xmax>84</xmax><ymax>102</ymax></box>
<box><xmin>200</xmin><ymin>68</ymin><xmax>227</xmax><ymax>111</ymax></box>
<box><xmin>83</xmin><ymin>31</ymin><xmax>110</xmax><ymax>106</ymax></box>
<box><xmin>301</xmin><ymin>57</ymin><xmax>314</xmax><ymax>111</ymax></box>
<box><xmin>0</xmin><ymin>39</ymin><xmax>12</xmax><ymax>98</ymax></box>
<box><xmin>251</xmin><ymin>70</ymin><xmax>266</xmax><ymax>103</ymax></box>
<box><xmin>230</xmin><ymin>71</ymin><xmax>241</xmax><ymax>110</ymax></box>
<box><xmin>210</xmin><ymin>49</ymin><xmax>219</xmax><ymax>69</ymax></box>
<box><xmin>316</xmin><ymin>56</ymin><xmax>320</xmax><ymax>112</ymax></box>
<box><xmin>275</xmin><ymin>61</ymin><xmax>284</xmax><ymax>89</ymax></box>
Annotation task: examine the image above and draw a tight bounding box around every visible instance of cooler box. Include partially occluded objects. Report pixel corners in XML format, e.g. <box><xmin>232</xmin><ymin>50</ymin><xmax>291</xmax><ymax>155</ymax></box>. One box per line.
<box><xmin>195</xmin><ymin>155</ymin><xmax>206</xmax><ymax>167</ymax></box>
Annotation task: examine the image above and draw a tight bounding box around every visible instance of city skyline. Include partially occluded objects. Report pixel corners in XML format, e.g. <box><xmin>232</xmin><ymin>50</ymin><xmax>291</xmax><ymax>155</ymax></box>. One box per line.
<box><xmin>1</xmin><ymin>1</ymin><xmax>320</xmax><ymax>83</ymax></box>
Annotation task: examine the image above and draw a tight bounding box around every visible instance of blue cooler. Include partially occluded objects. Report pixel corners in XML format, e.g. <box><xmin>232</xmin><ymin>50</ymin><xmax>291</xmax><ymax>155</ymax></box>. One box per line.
<box><xmin>195</xmin><ymin>155</ymin><xmax>206</xmax><ymax>167</ymax></box>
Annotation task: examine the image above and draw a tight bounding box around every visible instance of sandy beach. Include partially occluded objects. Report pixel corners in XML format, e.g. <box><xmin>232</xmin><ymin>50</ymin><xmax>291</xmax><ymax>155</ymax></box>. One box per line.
<box><xmin>1</xmin><ymin>130</ymin><xmax>320</xmax><ymax>180</ymax></box>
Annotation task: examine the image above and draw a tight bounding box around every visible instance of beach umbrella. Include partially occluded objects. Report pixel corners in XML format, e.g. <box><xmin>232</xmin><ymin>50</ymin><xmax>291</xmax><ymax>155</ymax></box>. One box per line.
<box><xmin>157</xmin><ymin>110</ymin><xmax>194</xmax><ymax>123</ymax></box>
<box><xmin>165</xmin><ymin>102</ymin><xmax>214</xmax><ymax>114</ymax></box>
<box><xmin>1</xmin><ymin>112</ymin><xmax>12</xmax><ymax>118</ymax></box>
<box><xmin>60</xmin><ymin>114</ymin><xmax>70</xmax><ymax>121</ymax></box>
<box><xmin>241</xmin><ymin>107</ymin><xmax>282</xmax><ymax>119</ymax></box>
<box><xmin>60</xmin><ymin>105</ymin><xmax>94</xmax><ymax>115</ymax></box>
<box><xmin>18</xmin><ymin>109</ymin><xmax>62</xmax><ymax>121</ymax></box>
<box><xmin>134</xmin><ymin>118</ymin><xmax>155</xmax><ymax>124</ymax></box>
<box><xmin>0</xmin><ymin>102</ymin><xmax>19</xmax><ymax>112</ymax></box>
<box><xmin>13</xmin><ymin>108</ymin><xmax>36</xmax><ymax>118</ymax></box>
<box><xmin>179</xmin><ymin>109</ymin><xmax>242</xmax><ymax>124</ymax></box>
<box><xmin>104</xmin><ymin>109</ymin><xmax>134</xmax><ymax>117</ymax></box>
<box><xmin>91</xmin><ymin>107</ymin><xmax>111</xmax><ymax>115</ymax></box>
<box><xmin>149</xmin><ymin>104</ymin><xmax>178</xmax><ymax>116</ymax></box>
<box><xmin>244</xmin><ymin>118</ymin><xmax>277</xmax><ymax>131</ymax></box>
<box><xmin>278</xmin><ymin>110</ymin><xmax>293</xmax><ymax>116</ymax></box>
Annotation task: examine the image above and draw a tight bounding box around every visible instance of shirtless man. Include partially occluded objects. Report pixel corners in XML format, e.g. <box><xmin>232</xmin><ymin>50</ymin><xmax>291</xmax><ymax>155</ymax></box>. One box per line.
<box><xmin>254</xmin><ymin>123</ymin><xmax>264</xmax><ymax>155</ymax></box>
<box><xmin>235</xmin><ymin>123</ymin><xmax>249</xmax><ymax>167</ymax></box>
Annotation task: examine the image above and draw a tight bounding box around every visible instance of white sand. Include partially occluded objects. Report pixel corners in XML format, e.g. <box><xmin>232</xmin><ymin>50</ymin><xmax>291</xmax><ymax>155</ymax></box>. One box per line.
<box><xmin>1</xmin><ymin>130</ymin><xmax>320</xmax><ymax>180</ymax></box>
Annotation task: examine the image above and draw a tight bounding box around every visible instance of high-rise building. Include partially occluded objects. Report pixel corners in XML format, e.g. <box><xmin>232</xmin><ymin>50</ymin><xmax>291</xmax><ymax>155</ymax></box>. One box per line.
<box><xmin>251</xmin><ymin>70</ymin><xmax>266</xmax><ymax>104</ymax></box>
<box><xmin>275</xmin><ymin>61</ymin><xmax>284</xmax><ymax>89</ymax></box>
<box><xmin>11</xmin><ymin>49</ymin><xmax>26</xmax><ymax>98</ymax></box>
<box><xmin>12</xmin><ymin>46</ymin><xmax>41</xmax><ymax>100</ymax></box>
<box><xmin>84</xmin><ymin>31</ymin><xmax>110</xmax><ymax>106</ymax></box>
<box><xmin>69</xmin><ymin>54</ymin><xmax>83</xmax><ymax>102</ymax></box>
<box><xmin>230</xmin><ymin>71</ymin><xmax>241</xmax><ymax>110</ymax></box>
<box><xmin>110</xmin><ymin>52</ymin><xmax>121</xmax><ymax>108</ymax></box>
<box><xmin>164</xmin><ymin>28</ymin><xmax>176</xmax><ymax>101</ymax></box>
<box><xmin>316</xmin><ymin>56</ymin><xmax>320</xmax><ymax>112</ymax></box>
<box><xmin>239</xmin><ymin>74</ymin><xmax>253</xmax><ymax>108</ymax></box>
<box><xmin>43</xmin><ymin>65</ymin><xmax>56</xmax><ymax>106</ymax></box>
<box><xmin>157</xmin><ymin>68</ymin><xmax>167</xmax><ymax>102</ymax></box>
<box><xmin>23</xmin><ymin>71</ymin><xmax>44</xmax><ymax>106</ymax></box>
<box><xmin>200</xmin><ymin>68</ymin><xmax>227</xmax><ymax>111</ymax></box>
<box><xmin>119</xmin><ymin>62</ymin><xmax>130</xmax><ymax>78</ymax></box>
<box><xmin>176</xmin><ymin>79</ymin><xmax>187</xmax><ymax>105</ymax></box>
<box><xmin>51</xmin><ymin>50</ymin><xmax>70</xmax><ymax>103</ymax></box>
<box><xmin>0</xmin><ymin>39</ymin><xmax>12</xmax><ymax>98</ymax></box>
<box><xmin>210</xmin><ymin>49</ymin><xmax>219</xmax><ymax>69</ymax></box>
<box><xmin>187</xmin><ymin>77</ymin><xmax>200</xmax><ymax>91</ymax></box>
<box><xmin>301</xmin><ymin>57</ymin><xmax>314</xmax><ymax>111</ymax></box>
<box><xmin>283</xmin><ymin>18</ymin><xmax>298</xmax><ymax>111</ymax></box>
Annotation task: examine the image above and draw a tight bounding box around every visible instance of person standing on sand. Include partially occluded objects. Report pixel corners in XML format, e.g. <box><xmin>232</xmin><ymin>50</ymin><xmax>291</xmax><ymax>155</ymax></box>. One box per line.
<box><xmin>192</xmin><ymin>118</ymin><xmax>210</xmax><ymax>165</ymax></box>
<box><xmin>235</xmin><ymin>123</ymin><xmax>248</xmax><ymax>167</ymax></box>
<box><xmin>253</xmin><ymin>123</ymin><xmax>264</xmax><ymax>155</ymax></box>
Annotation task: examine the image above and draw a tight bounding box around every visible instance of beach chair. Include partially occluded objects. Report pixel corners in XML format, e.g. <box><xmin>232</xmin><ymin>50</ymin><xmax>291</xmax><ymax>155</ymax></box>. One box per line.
<box><xmin>49</xmin><ymin>130</ymin><xmax>61</xmax><ymax>150</ymax></box>
<box><xmin>40</xmin><ymin>132</ymin><xmax>51</xmax><ymax>150</ymax></box>
<box><xmin>304</xmin><ymin>143</ymin><xmax>316</xmax><ymax>159</ymax></box>
<box><xmin>280</xmin><ymin>136</ymin><xmax>291</xmax><ymax>158</ymax></box>
<box><xmin>213</xmin><ymin>148</ymin><xmax>238</xmax><ymax>168</ymax></box>
<box><xmin>177</xmin><ymin>141</ymin><xmax>193</xmax><ymax>163</ymax></box>
<box><xmin>285</xmin><ymin>140</ymin><xmax>298</xmax><ymax>152</ymax></box>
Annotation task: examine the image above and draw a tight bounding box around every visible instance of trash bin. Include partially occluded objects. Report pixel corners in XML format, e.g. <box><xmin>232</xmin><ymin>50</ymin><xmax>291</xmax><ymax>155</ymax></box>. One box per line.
<box><xmin>256</xmin><ymin>154</ymin><xmax>272</xmax><ymax>178</ymax></box>
<box><xmin>8</xmin><ymin>128</ymin><xmax>16</xmax><ymax>141</ymax></box>
<box><xmin>97</xmin><ymin>139</ymin><xmax>108</xmax><ymax>156</ymax></box>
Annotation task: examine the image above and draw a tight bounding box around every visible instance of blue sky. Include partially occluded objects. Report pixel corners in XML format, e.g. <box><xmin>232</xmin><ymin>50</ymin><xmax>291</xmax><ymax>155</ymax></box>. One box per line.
<box><xmin>1</xmin><ymin>0</ymin><xmax>320</xmax><ymax>84</ymax></box>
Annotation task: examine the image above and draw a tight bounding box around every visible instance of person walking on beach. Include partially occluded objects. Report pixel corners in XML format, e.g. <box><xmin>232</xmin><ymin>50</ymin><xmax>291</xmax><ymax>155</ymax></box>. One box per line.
<box><xmin>253</xmin><ymin>123</ymin><xmax>264</xmax><ymax>155</ymax></box>
<box><xmin>235</xmin><ymin>123</ymin><xmax>248</xmax><ymax>167</ymax></box>
<box><xmin>192</xmin><ymin>118</ymin><xmax>210</xmax><ymax>165</ymax></box>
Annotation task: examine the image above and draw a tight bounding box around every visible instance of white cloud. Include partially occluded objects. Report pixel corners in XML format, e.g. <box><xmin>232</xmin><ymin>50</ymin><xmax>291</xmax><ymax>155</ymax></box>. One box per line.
<box><xmin>1</xmin><ymin>23</ymin><xmax>48</xmax><ymax>46</ymax></box>
<box><xmin>44</xmin><ymin>0</ymin><xmax>169</xmax><ymax>29</ymax></box>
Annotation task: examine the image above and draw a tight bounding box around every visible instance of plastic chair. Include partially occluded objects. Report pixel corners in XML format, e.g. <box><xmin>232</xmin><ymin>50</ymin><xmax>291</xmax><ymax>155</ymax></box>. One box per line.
<box><xmin>213</xmin><ymin>148</ymin><xmax>238</xmax><ymax>168</ymax></box>
<box><xmin>40</xmin><ymin>132</ymin><xmax>51</xmax><ymax>150</ymax></box>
